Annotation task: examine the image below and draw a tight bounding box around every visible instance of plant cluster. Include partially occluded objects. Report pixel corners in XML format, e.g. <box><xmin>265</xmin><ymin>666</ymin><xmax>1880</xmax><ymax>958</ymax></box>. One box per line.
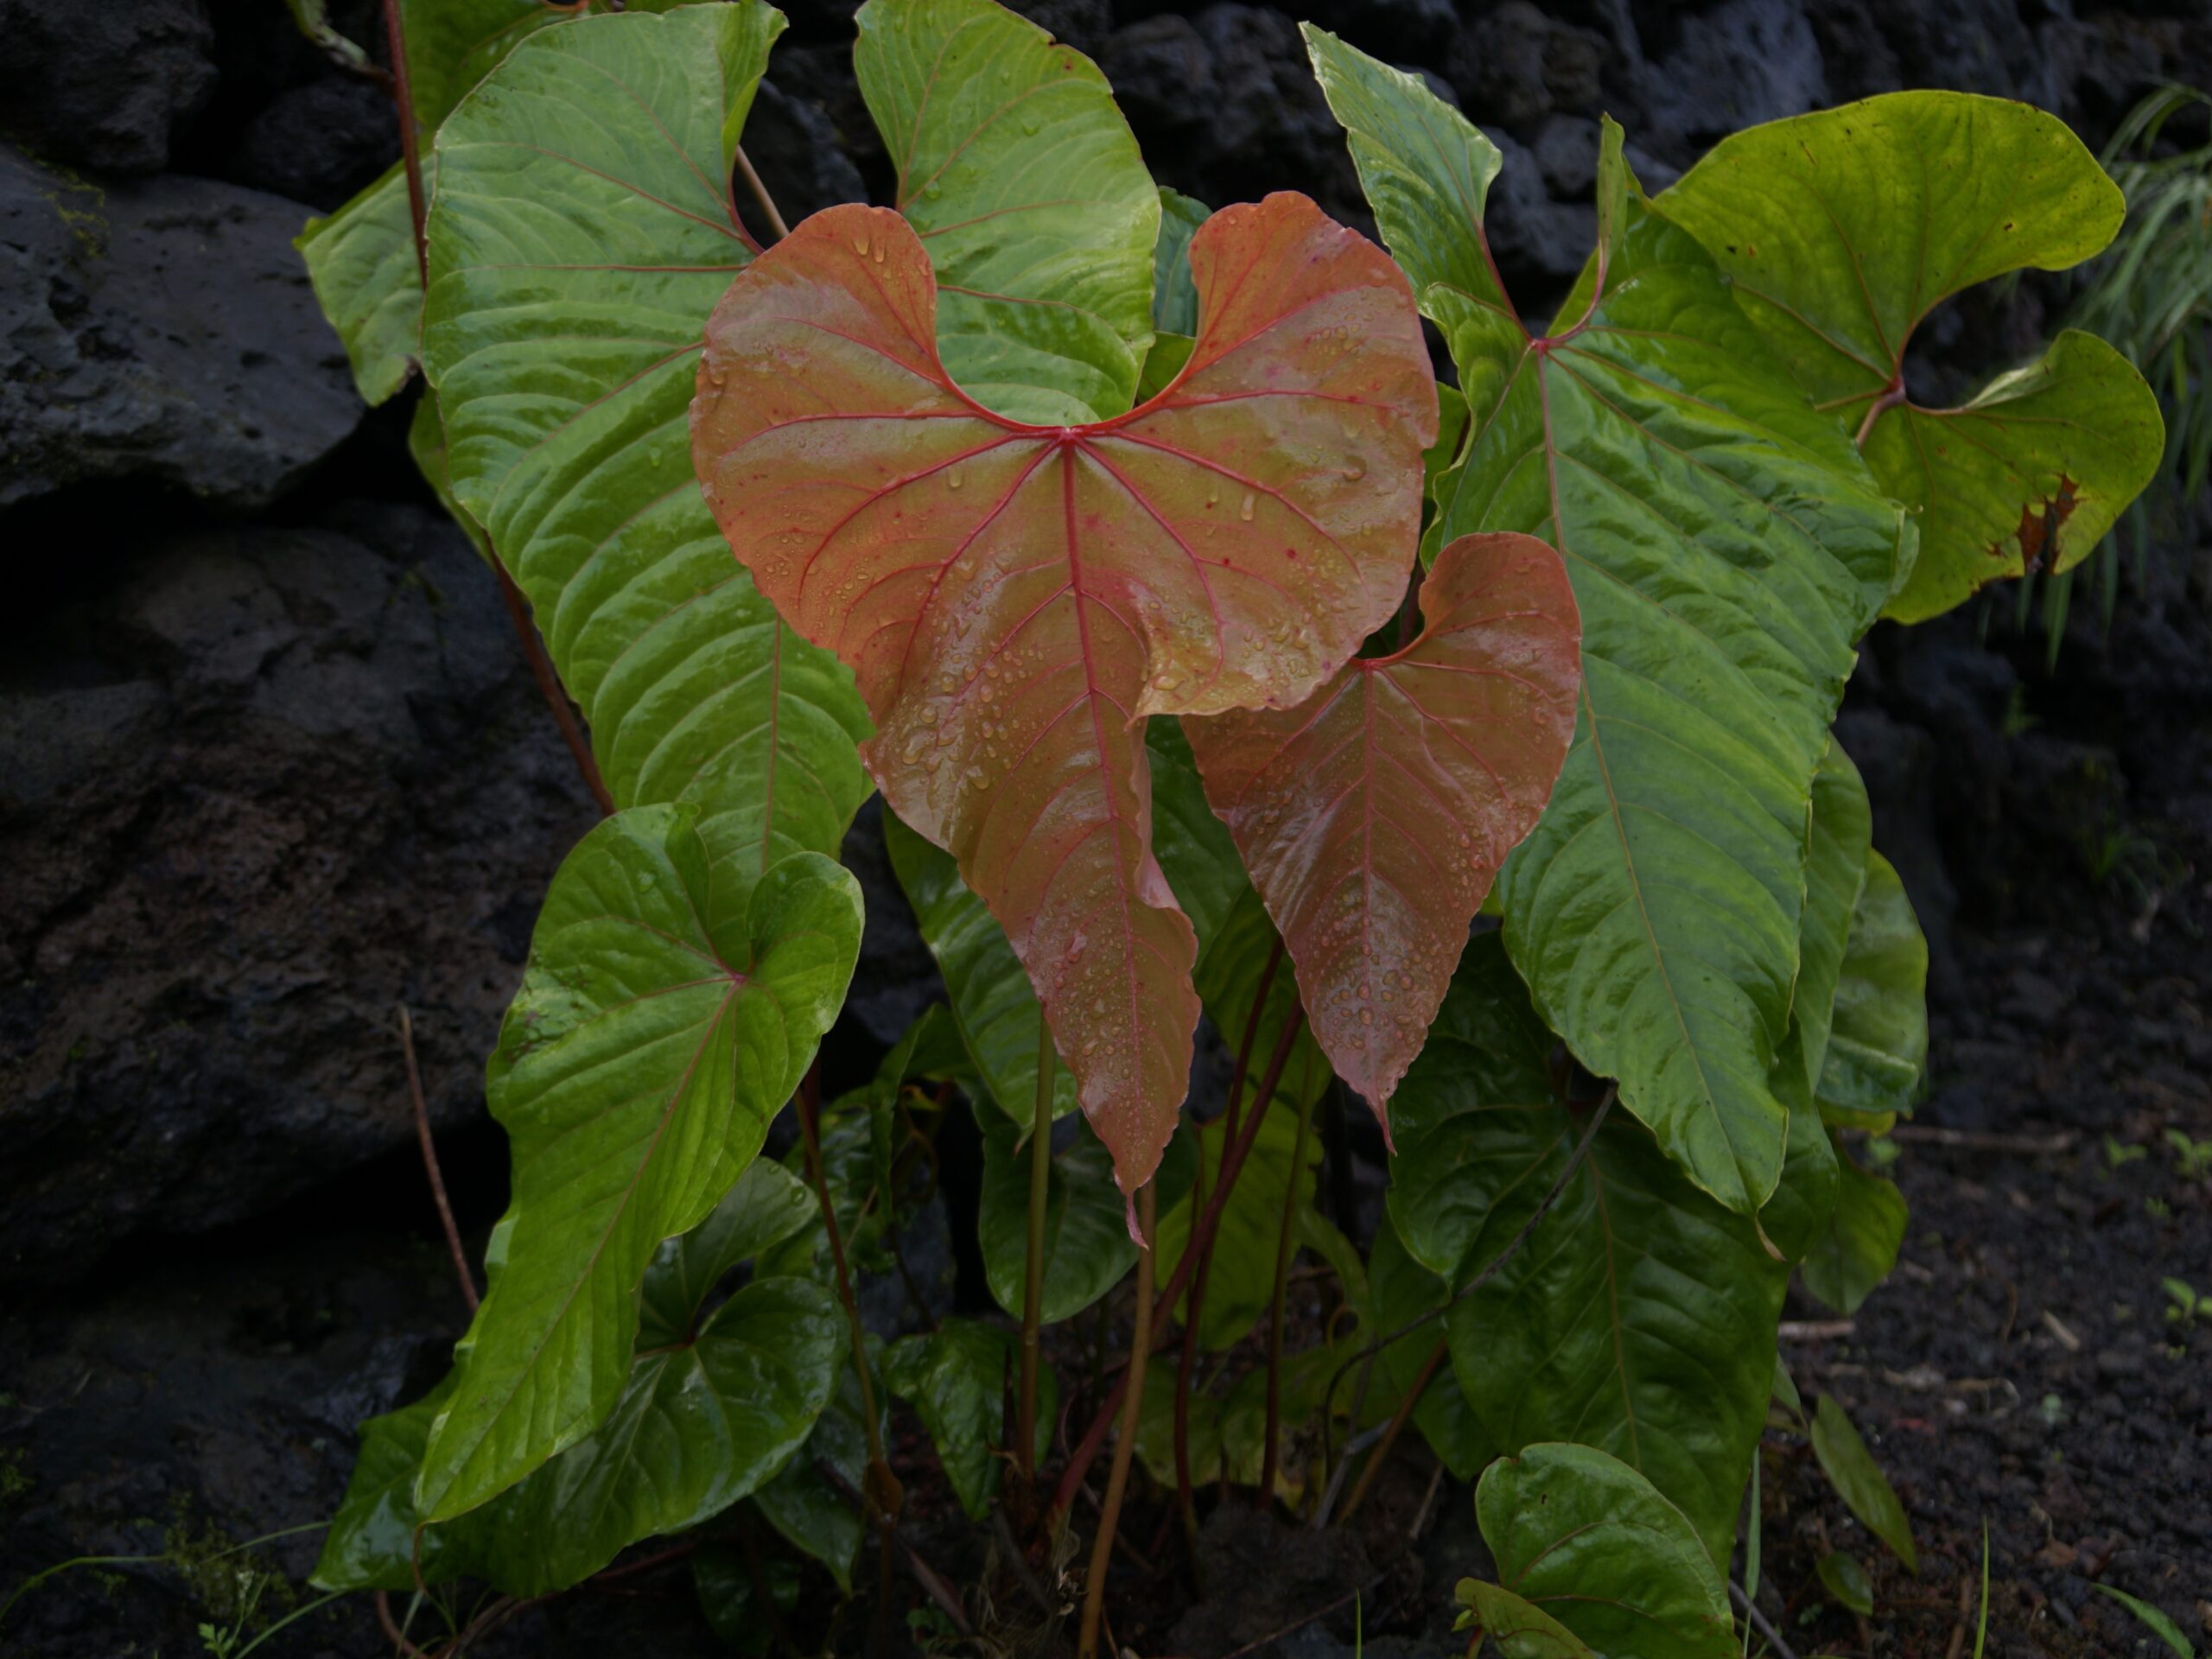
<box><xmin>263</xmin><ymin>0</ymin><xmax>2161</xmax><ymax>1650</ymax></box>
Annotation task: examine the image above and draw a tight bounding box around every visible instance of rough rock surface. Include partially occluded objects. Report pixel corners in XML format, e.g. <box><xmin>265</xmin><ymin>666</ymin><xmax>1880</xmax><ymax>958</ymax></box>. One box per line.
<box><xmin>0</xmin><ymin>0</ymin><xmax>217</xmax><ymax>175</ymax></box>
<box><xmin>0</xmin><ymin>506</ymin><xmax>601</xmax><ymax>1281</ymax></box>
<box><xmin>0</xmin><ymin>145</ymin><xmax>363</xmax><ymax>510</ymax></box>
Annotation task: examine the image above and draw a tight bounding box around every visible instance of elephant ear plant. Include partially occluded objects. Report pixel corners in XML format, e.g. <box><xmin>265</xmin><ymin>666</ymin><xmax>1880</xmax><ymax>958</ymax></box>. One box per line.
<box><xmin>277</xmin><ymin>0</ymin><xmax>2154</xmax><ymax>1650</ymax></box>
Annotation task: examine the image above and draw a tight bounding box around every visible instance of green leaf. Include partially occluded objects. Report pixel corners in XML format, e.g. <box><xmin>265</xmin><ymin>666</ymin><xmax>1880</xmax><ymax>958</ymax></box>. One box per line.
<box><xmin>883</xmin><ymin>808</ymin><xmax>1078</xmax><ymax>1125</ymax></box>
<box><xmin>1662</xmin><ymin>92</ymin><xmax>2163</xmax><ymax>621</ymax></box>
<box><xmin>462</xmin><ymin>1276</ymin><xmax>843</xmax><ymax>1595</ymax></box>
<box><xmin>1152</xmin><ymin>188</ymin><xmax>1210</xmax><ymax>335</ymax></box>
<box><xmin>855</xmin><ymin>0</ymin><xmax>1159</xmax><ymax>423</ymax></box>
<box><xmin>1368</xmin><ymin>1216</ymin><xmax>1484</xmax><ymax>1479</ymax></box>
<box><xmin>312</xmin><ymin>1378</ymin><xmax>464</xmax><ymax>1592</ymax></box>
<box><xmin>1773</xmin><ymin>742</ymin><xmax>1872</xmax><ymax>1115</ymax></box>
<box><xmin>753</xmin><ymin>1340</ymin><xmax>882</xmax><ymax>1592</ymax></box>
<box><xmin>283</xmin><ymin>0</ymin><xmax>372</xmax><ymax>73</ymax></box>
<box><xmin>883</xmin><ymin>1318</ymin><xmax>1051</xmax><ymax>1520</ymax></box>
<box><xmin>1809</xmin><ymin>1394</ymin><xmax>1918</xmax><ymax>1572</ymax></box>
<box><xmin>2091</xmin><ymin>1586</ymin><xmax>2198</xmax><ymax>1659</ymax></box>
<box><xmin>1146</xmin><ymin>716</ymin><xmax>1249</xmax><ymax>953</ymax></box>
<box><xmin>1389</xmin><ymin>936</ymin><xmax>1791</xmax><ymax>1567</ymax></box>
<box><xmin>639</xmin><ymin>1160</ymin><xmax>818</xmax><ymax>1347</ymax></box>
<box><xmin>1817</xmin><ymin>852</ymin><xmax>1928</xmax><ymax>1130</ymax></box>
<box><xmin>298</xmin><ymin>162</ymin><xmax>423</xmax><ymax>405</ymax></box>
<box><xmin>1473</xmin><ymin>1442</ymin><xmax>1737</xmax><ymax>1659</ymax></box>
<box><xmin>1817</xmin><ymin>1549</ymin><xmax>1875</xmax><ymax>1618</ymax></box>
<box><xmin>1155</xmin><ymin>1081</ymin><xmax>1322</xmax><ymax>1353</ymax></box>
<box><xmin>976</xmin><ymin>1111</ymin><xmax>1136</xmax><ymax>1325</ymax></box>
<box><xmin>1310</xmin><ymin>40</ymin><xmax>1910</xmax><ymax>1216</ymax></box>
<box><xmin>693</xmin><ymin>1545</ymin><xmax>798</xmax><ymax>1655</ymax></box>
<box><xmin>1455</xmin><ymin>1582</ymin><xmax>1595</xmax><ymax>1658</ymax></box>
<box><xmin>415</xmin><ymin>811</ymin><xmax>861</xmax><ymax>1522</ymax></box>
<box><xmin>1426</xmin><ymin>383</ymin><xmax>1470</xmax><ymax>504</ymax></box>
<box><xmin>406</xmin><ymin>390</ymin><xmax>492</xmax><ymax>563</ymax></box>
<box><xmin>1801</xmin><ymin>1142</ymin><xmax>1907</xmax><ymax>1316</ymax></box>
<box><xmin>423</xmin><ymin>3</ymin><xmax>872</xmax><ymax>925</ymax></box>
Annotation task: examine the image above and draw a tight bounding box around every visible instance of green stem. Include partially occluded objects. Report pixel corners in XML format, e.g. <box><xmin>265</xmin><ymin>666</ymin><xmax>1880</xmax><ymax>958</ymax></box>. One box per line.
<box><xmin>1017</xmin><ymin>1005</ymin><xmax>1056</xmax><ymax>1483</ymax></box>
<box><xmin>1255</xmin><ymin>1079</ymin><xmax>1317</xmax><ymax>1509</ymax></box>
<box><xmin>1077</xmin><ymin>1179</ymin><xmax>1156</xmax><ymax>1659</ymax></box>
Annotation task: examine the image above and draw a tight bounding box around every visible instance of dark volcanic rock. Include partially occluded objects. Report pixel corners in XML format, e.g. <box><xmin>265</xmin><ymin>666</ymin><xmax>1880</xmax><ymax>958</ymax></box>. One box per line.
<box><xmin>0</xmin><ymin>505</ymin><xmax>601</xmax><ymax>1282</ymax></box>
<box><xmin>0</xmin><ymin>0</ymin><xmax>217</xmax><ymax>175</ymax></box>
<box><xmin>225</xmin><ymin>73</ymin><xmax>399</xmax><ymax>213</ymax></box>
<box><xmin>0</xmin><ymin>145</ymin><xmax>362</xmax><ymax>511</ymax></box>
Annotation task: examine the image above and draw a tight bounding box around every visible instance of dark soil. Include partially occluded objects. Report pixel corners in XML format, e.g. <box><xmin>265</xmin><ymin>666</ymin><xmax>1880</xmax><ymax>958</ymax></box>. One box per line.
<box><xmin>3</xmin><ymin>0</ymin><xmax>2209</xmax><ymax>1655</ymax></box>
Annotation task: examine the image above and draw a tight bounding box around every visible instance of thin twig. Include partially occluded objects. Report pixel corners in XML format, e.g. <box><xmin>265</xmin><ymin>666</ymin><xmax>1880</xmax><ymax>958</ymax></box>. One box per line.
<box><xmin>816</xmin><ymin>1461</ymin><xmax>975</xmax><ymax>1637</ymax></box>
<box><xmin>1731</xmin><ymin>1580</ymin><xmax>1800</xmax><ymax>1659</ymax></box>
<box><xmin>398</xmin><ymin>1006</ymin><xmax>478</xmax><ymax>1313</ymax></box>
<box><xmin>1887</xmin><ymin>1125</ymin><xmax>2075</xmax><ymax>1155</ymax></box>
<box><xmin>1077</xmin><ymin>1180</ymin><xmax>1156</xmax><ymax>1659</ymax></box>
<box><xmin>375</xmin><ymin>1590</ymin><xmax>432</xmax><ymax>1659</ymax></box>
<box><xmin>734</xmin><ymin>144</ymin><xmax>790</xmax><ymax>241</ymax></box>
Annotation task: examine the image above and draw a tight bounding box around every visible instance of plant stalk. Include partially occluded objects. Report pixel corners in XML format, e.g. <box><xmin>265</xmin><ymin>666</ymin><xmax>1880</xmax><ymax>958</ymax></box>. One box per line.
<box><xmin>379</xmin><ymin>0</ymin><xmax>428</xmax><ymax>287</ymax></box>
<box><xmin>1077</xmin><ymin>1179</ymin><xmax>1156</xmax><ymax>1659</ymax></box>
<box><xmin>1337</xmin><ymin>1335</ymin><xmax>1446</xmax><ymax>1523</ymax></box>
<box><xmin>1255</xmin><ymin>1080</ymin><xmax>1318</xmax><ymax>1508</ymax></box>
<box><xmin>794</xmin><ymin>1061</ymin><xmax>899</xmax><ymax>1656</ymax></box>
<box><xmin>1174</xmin><ymin>939</ymin><xmax>1281</xmax><ymax>1538</ymax></box>
<box><xmin>397</xmin><ymin>1005</ymin><xmax>478</xmax><ymax>1312</ymax></box>
<box><xmin>734</xmin><ymin>144</ymin><xmax>790</xmax><ymax>242</ymax></box>
<box><xmin>1017</xmin><ymin>1007</ymin><xmax>1056</xmax><ymax>1483</ymax></box>
<box><xmin>1051</xmin><ymin>1005</ymin><xmax>1306</xmax><ymax>1536</ymax></box>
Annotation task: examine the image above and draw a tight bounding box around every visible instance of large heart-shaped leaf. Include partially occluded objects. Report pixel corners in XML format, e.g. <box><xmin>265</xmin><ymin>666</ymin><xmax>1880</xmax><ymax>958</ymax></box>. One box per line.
<box><xmin>1662</xmin><ymin>92</ymin><xmax>2163</xmax><ymax>621</ymax></box>
<box><xmin>691</xmin><ymin>194</ymin><xmax>1436</xmax><ymax>1193</ymax></box>
<box><xmin>1465</xmin><ymin>1442</ymin><xmax>1737</xmax><ymax>1659</ymax></box>
<box><xmin>1309</xmin><ymin>33</ymin><xmax>1910</xmax><ymax>1216</ymax></box>
<box><xmin>855</xmin><ymin>0</ymin><xmax>1159</xmax><ymax>423</ymax></box>
<box><xmin>1185</xmin><ymin>531</ymin><xmax>1579</xmax><ymax>1122</ymax></box>
<box><xmin>414</xmin><ymin>809</ymin><xmax>861</xmax><ymax>1522</ymax></box>
<box><xmin>639</xmin><ymin>1159</ymin><xmax>818</xmax><ymax>1347</ymax></box>
<box><xmin>423</xmin><ymin>3</ymin><xmax>873</xmax><ymax>926</ymax></box>
<box><xmin>1387</xmin><ymin>936</ymin><xmax>1790</xmax><ymax>1567</ymax></box>
<box><xmin>1818</xmin><ymin>850</ymin><xmax>1928</xmax><ymax>1130</ymax></box>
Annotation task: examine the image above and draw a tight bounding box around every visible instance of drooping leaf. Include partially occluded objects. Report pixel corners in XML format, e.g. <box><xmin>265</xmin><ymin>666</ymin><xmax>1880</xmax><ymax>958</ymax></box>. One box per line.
<box><xmin>855</xmin><ymin>0</ymin><xmax>1158</xmax><ymax>423</ymax></box>
<box><xmin>639</xmin><ymin>1160</ymin><xmax>818</xmax><ymax>1348</ymax></box>
<box><xmin>423</xmin><ymin>3</ymin><xmax>873</xmax><ymax>926</ymax></box>
<box><xmin>1311</xmin><ymin>37</ymin><xmax>1910</xmax><ymax>1215</ymax></box>
<box><xmin>1185</xmin><ymin>531</ymin><xmax>1579</xmax><ymax>1122</ymax></box>
<box><xmin>691</xmin><ymin>194</ymin><xmax>1436</xmax><ymax>1195</ymax></box>
<box><xmin>884</xmin><ymin>809</ymin><xmax>1079</xmax><ymax>1125</ymax></box>
<box><xmin>1662</xmin><ymin>92</ymin><xmax>2163</xmax><ymax>621</ymax></box>
<box><xmin>883</xmin><ymin>1318</ymin><xmax>1052</xmax><ymax>1519</ymax></box>
<box><xmin>1388</xmin><ymin>936</ymin><xmax>1791</xmax><ymax>1567</ymax></box>
<box><xmin>753</xmin><ymin>1342</ymin><xmax>882</xmax><ymax>1592</ymax></box>
<box><xmin>1801</xmin><ymin>1141</ymin><xmax>1907</xmax><ymax>1316</ymax></box>
<box><xmin>1471</xmin><ymin>1443</ymin><xmax>1737</xmax><ymax>1659</ymax></box>
<box><xmin>1454</xmin><ymin>1582</ymin><xmax>1594</xmax><ymax>1658</ymax></box>
<box><xmin>415</xmin><ymin>810</ymin><xmax>861</xmax><ymax>1522</ymax></box>
<box><xmin>1818</xmin><ymin>851</ymin><xmax>1928</xmax><ymax>1130</ymax></box>
<box><xmin>1153</xmin><ymin>188</ymin><xmax>1210</xmax><ymax>335</ymax></box>
<box><xmin>2089</xmin><ymin>1586</ymin><xmax>2199</xmax><ymax>1659</ymax></box>
<box><xmin>1809</xmin><ymin>1393</ymin><xmax>1918</xmax><ymax>1572</ymax></box>
<box><xmin>1773</xmin><ymin>741</ymin><xmax>1872</xmax><ymax>1115</ymax></box>
<box><xmin>298</xmin><ymin>162</ymin><xmax>425</xmax><ymax>405</ymax></box>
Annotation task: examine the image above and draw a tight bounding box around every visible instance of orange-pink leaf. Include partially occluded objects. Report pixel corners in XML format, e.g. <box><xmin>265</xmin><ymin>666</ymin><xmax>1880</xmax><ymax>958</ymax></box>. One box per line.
<box><xmin>1185</xmin><ymin>533</ymin><xmax>1580</xmax><ymax>1128</ymax></box>
<box><xmin>690</xmin><ymin>195</ymin><xmax>1435</xmax><ymax>1193</ymax></box>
